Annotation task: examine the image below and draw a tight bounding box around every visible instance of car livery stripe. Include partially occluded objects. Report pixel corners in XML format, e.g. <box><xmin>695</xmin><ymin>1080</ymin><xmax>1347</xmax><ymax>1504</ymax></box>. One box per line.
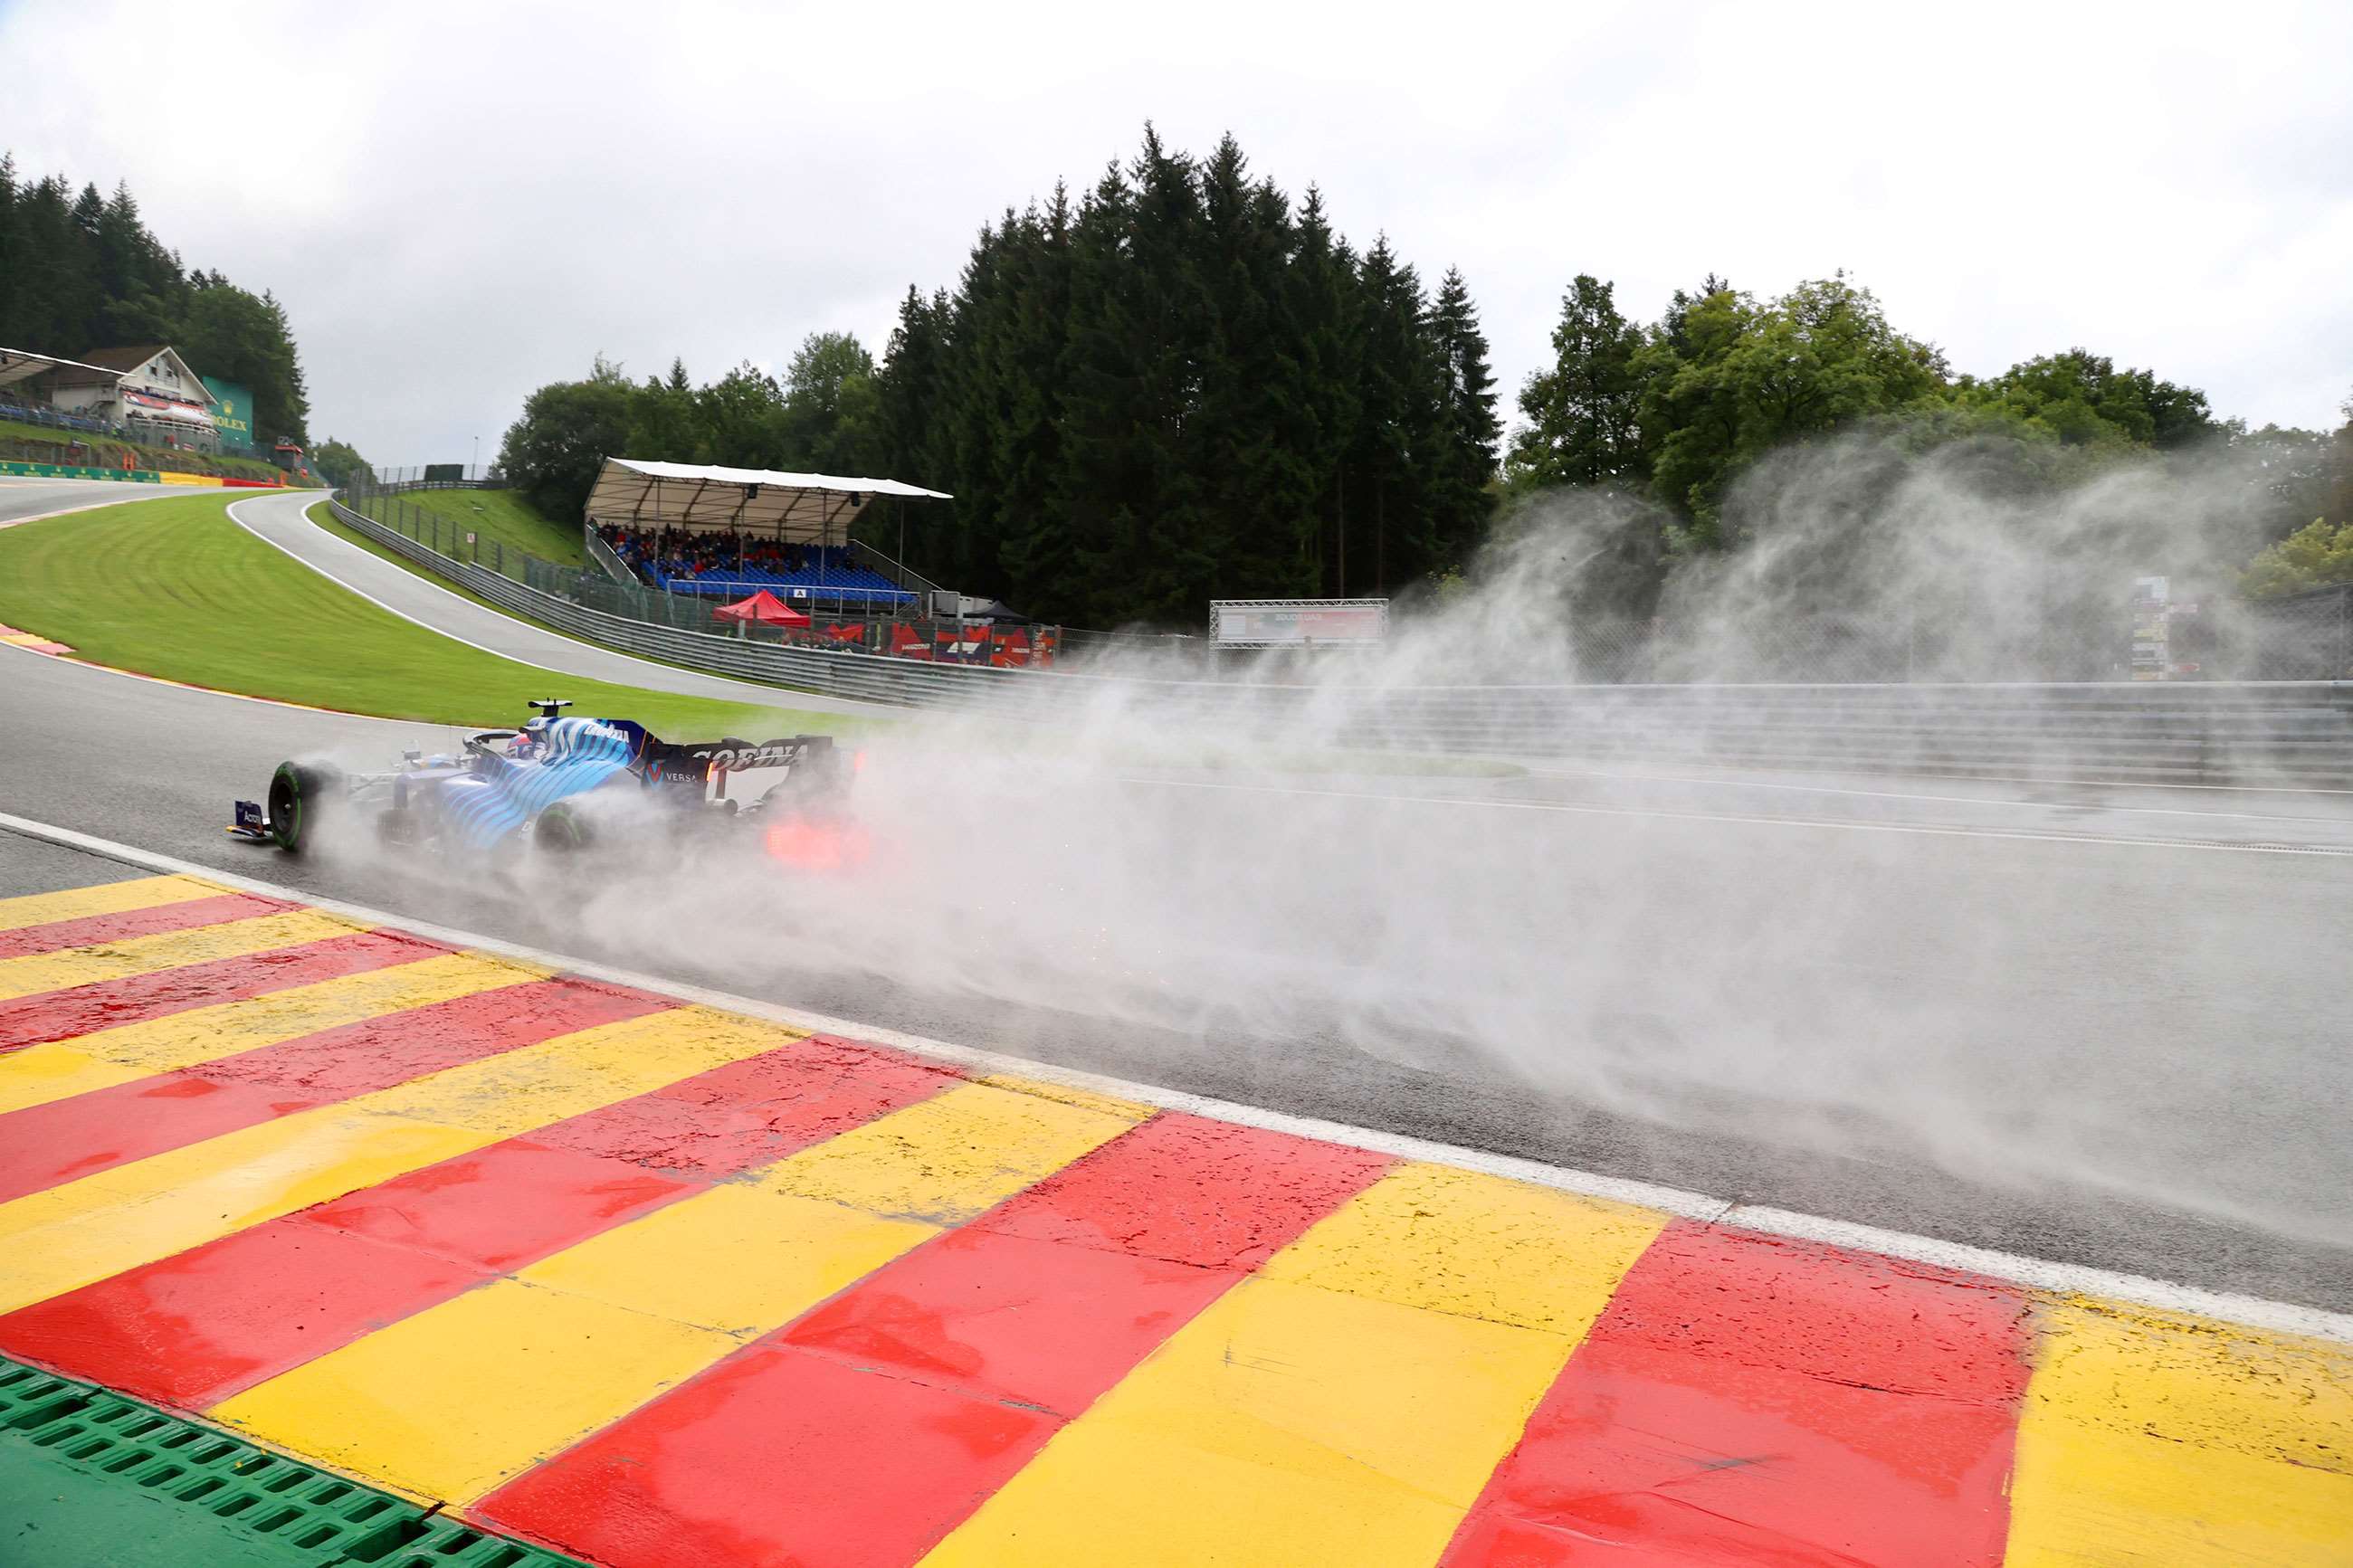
<box><xmin>0</xmin><ymin>976</ymin><xmax>669</xmax><ymax>1203</ymax></box>
<box><xmin>438</xmin><ymin>719</ymin><xmax>636</xmax><ymax>851</ymax></box>
<box><xmin>0</xmin><ymin>891</ymin><xmax>293</xmax><ymax>961</ymax></box>
<box><xmin>0</xmin><ymin>1033</ymin><xmax>955</xmax><ymax>1410</ymax></box>
<box><xmin>0</xmin><ymin>874</ymin><xmax>225</xmax><ymax>934</ymax></box>
<box><xmin>0</xmin><ymin>1006</ymin><xmax>808</xmax><ymax>1317</ymax></box>
<box><xmin>0</xmin><ymin>952</ymin><xmax>538</xmax><ymax>1117</ymax></box>
<box><xmin>209</xmin><ymin>1078</ymin><xmax>1148</xmax><ymax>1503</ymax></box>
<box><xmin>0</xmin><ymin>908</ymin><xmax>365</xmax><ymax>1003</ymax></box>
<box><xmin>1434</xmin><ymin>1222</ymin><xmax>2032</xmax><ymax>1565</ymax></box>
<box><xmin>0</xmin><ymin>927</ymin><xmax>447</xmax><ymax>1053</ymax></box>
<box><xmin>474</xmin><ymin>1114</ymin><xmax>1396</xmax><ymax>1568</ymax></box>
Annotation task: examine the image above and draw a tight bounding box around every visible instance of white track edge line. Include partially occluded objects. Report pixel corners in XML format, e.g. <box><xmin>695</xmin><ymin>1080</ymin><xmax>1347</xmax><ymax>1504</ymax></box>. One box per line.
<box><xmin>1</xmin><ymin>807</ymin><xmax>2347</xmax><ymax>1346</ymax></box>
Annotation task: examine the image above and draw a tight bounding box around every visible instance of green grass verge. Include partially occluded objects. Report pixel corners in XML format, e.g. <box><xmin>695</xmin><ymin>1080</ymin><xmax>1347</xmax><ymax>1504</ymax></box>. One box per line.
<box><xmin>0</xmin><ymin>416</ymin><xmax>296</xmax><ymax>483</ymax></box>
<box><xmin>0</xmin><ymin>492</ymin><xmax>879</xmax><ymax>736</ymax></box>
<box><xmin>351</xmin><ymin>484</ymin><xmax>584</xmax><ymax>572</ymax></box>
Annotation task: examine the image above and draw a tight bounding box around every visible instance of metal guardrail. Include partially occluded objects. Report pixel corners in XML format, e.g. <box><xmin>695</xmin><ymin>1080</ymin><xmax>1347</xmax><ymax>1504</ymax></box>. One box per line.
<box><xmin>582</xmin><ymin>524</ymin><xmax>637</xmax><ymax>587</ymax></box>
<box><xmin>327</xmin><ymin>496</ymin><xmax>2353</xmax><ymax>784</ymax></box>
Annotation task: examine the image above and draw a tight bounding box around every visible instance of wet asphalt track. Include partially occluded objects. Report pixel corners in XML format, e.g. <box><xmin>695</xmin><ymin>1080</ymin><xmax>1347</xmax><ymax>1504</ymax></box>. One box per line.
<box><xmin>3</xmin><ymin>479</ymin><xmax>2350</xmax><ymax>1311</ymax></box>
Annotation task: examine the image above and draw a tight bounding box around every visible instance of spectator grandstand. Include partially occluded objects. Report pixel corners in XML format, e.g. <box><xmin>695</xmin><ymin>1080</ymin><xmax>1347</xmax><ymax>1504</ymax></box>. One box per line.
<box><xmin>582</xmin><ymin>456</ymin><xmax>952</xmax><ymax>613</ymax></box>
<box><xmin>595</xmin><ymin>523</ymin><xmax>915</xmax><ymax>607</ymax></box>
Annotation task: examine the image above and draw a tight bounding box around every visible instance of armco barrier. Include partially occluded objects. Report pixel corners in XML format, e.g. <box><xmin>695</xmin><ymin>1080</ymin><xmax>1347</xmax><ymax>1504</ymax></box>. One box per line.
<box><xmin>0</xmin><ymin>460</ymin><xmax>163</xmax><ymax>483</ymax></box>
<box><xmin>327</xmin><ymin>497</ymin><xmax>2353</xmax><ymax>784</ymax></box>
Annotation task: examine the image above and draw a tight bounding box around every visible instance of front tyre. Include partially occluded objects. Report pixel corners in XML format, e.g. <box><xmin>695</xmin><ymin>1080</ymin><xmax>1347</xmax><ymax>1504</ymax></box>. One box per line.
<box><xmin>267</xmin><ymin>761</ymin><xmax>342</xmax><ymax>853</ymax></box>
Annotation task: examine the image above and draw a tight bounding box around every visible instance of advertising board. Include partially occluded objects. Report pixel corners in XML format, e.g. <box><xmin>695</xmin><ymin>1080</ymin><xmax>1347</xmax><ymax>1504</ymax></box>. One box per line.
<box><xmin>1209</xmin><ymin>599</ymin><xmax>1389</xmax><ymax>647</ymax></box>
<box><xmin>199</xmin><ymin>377</ymin><xmax>255</xmax><ymax>446</ymax></box>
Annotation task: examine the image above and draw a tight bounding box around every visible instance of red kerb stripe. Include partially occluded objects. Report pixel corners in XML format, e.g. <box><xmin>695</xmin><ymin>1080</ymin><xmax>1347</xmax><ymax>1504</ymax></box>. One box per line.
<box><xmin>0</xmin><ymin>979</ymin><xmax>669</xmax><ymax>1204</ymax></box>
<box><xmin>1437</xmin><ymin>1221</ymin><xmax>2032</xmax><ymax>1568</ymax></box>
<box><xmin>0</xmin><ymin>928</ymin><xmax>448</xmax><ymax>1052</ymax></box>
<box><xmin>474</xmin><ymin>1115</ymin><xmax>1395</xmax><ymax>1568</ymax></box>
<box><xmin>0</xmin><ymin>893</ymin><xmax>294</xmax><ymax>960</ymax></box>
<box><xmin>0</xmin><ymin>1034</ymin><xmax>957</xmax><ymax>1409</ymax></box>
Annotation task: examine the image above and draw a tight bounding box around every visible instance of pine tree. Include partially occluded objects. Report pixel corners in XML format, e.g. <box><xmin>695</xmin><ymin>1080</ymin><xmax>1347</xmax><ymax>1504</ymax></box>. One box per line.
<box><xmin>1346</xmin><ymin>236</ymin><xmax>1442</xmax><ymax>593</ymax></box>
<box><xmin>1425</xmin><ymin>266</ymin><xmax>1500</xmax><ymax>565</ymax></box>
<box><xmin>862</xmin><ymin>128</ymin><xmax>1502</xmax><ymax>621</ymax></box>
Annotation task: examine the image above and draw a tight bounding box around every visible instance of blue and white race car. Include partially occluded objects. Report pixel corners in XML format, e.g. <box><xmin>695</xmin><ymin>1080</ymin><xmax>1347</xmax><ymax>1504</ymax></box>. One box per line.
<box><xmin>233</xmin><ymin>699</ymin><xmax>857</xmax><ymax>862</ymax></box>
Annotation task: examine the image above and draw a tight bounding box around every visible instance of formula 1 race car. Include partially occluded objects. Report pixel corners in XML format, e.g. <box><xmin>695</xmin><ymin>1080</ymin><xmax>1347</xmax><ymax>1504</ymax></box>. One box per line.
<box><xmin>230</xmin><ymin>699</ymin><xmax>860</xmax><ymax>865</ymax></box>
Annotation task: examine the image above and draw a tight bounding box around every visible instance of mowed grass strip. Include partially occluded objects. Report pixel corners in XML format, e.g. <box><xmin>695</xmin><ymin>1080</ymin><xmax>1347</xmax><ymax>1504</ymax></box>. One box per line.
<box><xmin>0</xmin><ymin>492</ymin><xmax>875</xmax><ymax>735</ymax></box>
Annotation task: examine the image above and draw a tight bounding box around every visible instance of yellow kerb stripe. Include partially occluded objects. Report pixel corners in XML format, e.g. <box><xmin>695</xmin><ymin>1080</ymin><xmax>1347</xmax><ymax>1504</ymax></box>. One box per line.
<box><xmin>918</xmin><ymin>1161</ymin><xmax>1668</xmax><ymax>1568</ymax></box>
<box><xmin>0</xmin><ymin>874</ymin><xmax>226</xmax><ymax>933</ymax></box>
<box><xmin>0</xmin><ymin>1006</ymin><xmax>788</xmax><ymax>1316</ymax></box>
<box><xmin>0</xmin><ymin>953</ymin><xmax>534</xmax><ymax>1117</ymax></box>
<box><xmin>0</xmin><ymin>909</ymin><xmax>365</xmax><ymax>1002</ymax></box>
<box><xmin>2004</xmin><ymin>1296</ymin><xmax>2353</xmax><ymax>1566</ymax></box>
<box><xmin>212</xmin><ymin>1078</ymin><xmax>1148</xmax><ymax>1504</ymax></box>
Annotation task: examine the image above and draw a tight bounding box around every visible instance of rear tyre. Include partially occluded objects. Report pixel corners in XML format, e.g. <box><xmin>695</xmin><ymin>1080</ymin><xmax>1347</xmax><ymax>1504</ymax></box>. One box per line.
<box><xmin>267</xmin><ymin>762</ymin><xmax>341</xmax><ymax>853</ymax></box>
<box><xmin>535</xmin><ymin>800</ymin><xmax>595</xmax><ymax>856</ymax></box>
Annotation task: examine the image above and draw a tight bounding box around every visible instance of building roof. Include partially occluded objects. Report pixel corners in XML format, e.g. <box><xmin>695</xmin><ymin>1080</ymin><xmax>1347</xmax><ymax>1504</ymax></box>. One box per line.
<box><xmin>77</xmin><ymin>345</ymin><xmax>215</xmax><ymax>405</ymax></box>
<box><xmin>584</xmin><ymin>456</ymin><xmax>951</xmax><ymax>540</ymax></box>
<box><xmin>78</xmin><ymin>345</ymin><xmax>172</xmax><ymax>372</ymax></box>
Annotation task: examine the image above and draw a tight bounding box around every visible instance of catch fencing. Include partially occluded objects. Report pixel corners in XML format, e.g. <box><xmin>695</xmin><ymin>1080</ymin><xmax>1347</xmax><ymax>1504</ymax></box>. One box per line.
<box><xmin>326</xmin><ymin>493</ymin><xmax>2353</xmax><ymax>785</ymax></box>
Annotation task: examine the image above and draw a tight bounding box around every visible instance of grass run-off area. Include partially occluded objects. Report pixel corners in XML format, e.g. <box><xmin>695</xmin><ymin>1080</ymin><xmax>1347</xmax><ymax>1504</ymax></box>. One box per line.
<box><xmin>0</xmin><ymin>492</ymin><xmax>878</xmax><ymax>737</ymax></box>
<box><xmin>351</xmin><ymin>483</ymin><xmax>585</xmax><ymax>572</ymax></box>
<box><xmin>0</xmin><ymin>416</ymin><xmax>294</xmax><ymax>484</ymax></box>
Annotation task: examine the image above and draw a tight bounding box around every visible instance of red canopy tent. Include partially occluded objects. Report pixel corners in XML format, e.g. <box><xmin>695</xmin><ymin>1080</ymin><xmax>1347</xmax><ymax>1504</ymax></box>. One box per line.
<box><xmin>710</xmin><ymin>590</ymin><xmax>810</xmax><ymax>628</ymax></box>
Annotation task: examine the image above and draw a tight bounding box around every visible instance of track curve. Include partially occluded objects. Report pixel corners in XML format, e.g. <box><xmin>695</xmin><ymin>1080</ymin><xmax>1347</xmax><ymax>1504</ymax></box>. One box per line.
<box><xmin>233</xmin><ymin>488</ymin><xmax>892</xmax><ymax>717</ymax></box>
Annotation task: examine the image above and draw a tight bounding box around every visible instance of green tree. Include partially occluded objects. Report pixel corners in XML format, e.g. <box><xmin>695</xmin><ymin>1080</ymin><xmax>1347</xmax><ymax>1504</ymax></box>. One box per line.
<box><xmin>1345</xmin><ymin>234</ymin><xmax>1441</xmax><ymax>592</ymax></box>
<box><xmin>1953</xmin><ymin>348</ymin><xmax>2215</xmax><ymax>451</ymax></box>
<box><xmin>308</xmin><ymin>436</ymin><xmax>371</xmax><ymax>488</ymax></box>
<box><xmin>857</xmin><ymin>127</ymin><xmax>1500</xmax><ymax>620</ymax></box>
<box><xmin>1424</xmin><ymin>266</ymin><xmax>1501</xmax><ymax>566</ymax></box>
<box><xmin>1509</xmin><ymin>273</ymin><xmax>1647</xmax><ymax>489</ymax></box>
<box><xmin>627</xmin><ymin>357</ymin><xmax>702</xmax><ymax>461</ymax></box>
<box><xmin>779</xmin><ymin>330</ymin><xmax>880</xmax><ymax>473</ymax></box>
<box><xmin>869</xmin><ymin>286</ymin><xmax>956</xmax><ymax>569</ymax></box>
<box><xmin>1640</xmin><ymin>275</ymin><xmax>1945</xmax><ymax>544</ymax></box>
<box><xmin>2241</xmin><ymin>518</ymin><xmax>2353</xmax><ymax>598</ymax></box>
<box><xmin>1287</xmin><ymin>189</ymin><xmax>1362</xmax><ymax>595</ymax></box>
<box><xmin>496</xmin><ymin>357</ymin><xmax>634</xmax><ymax>519</ymax></box>
<box><xmin>692</xmin><ymin>361</ymin><xmax>787</xmax><ymax>468</ymax></box>
<box><xmin>180</xmin><ymin>275</ymin><xmax>309</xmax><ymax>444</ymax></box>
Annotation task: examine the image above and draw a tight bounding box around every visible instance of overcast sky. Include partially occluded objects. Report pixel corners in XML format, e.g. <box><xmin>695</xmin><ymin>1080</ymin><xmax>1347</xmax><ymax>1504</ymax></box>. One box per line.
<box><xmin>5</xmin><ymin>0</ymin><xmax>2348</xmax><ymax>469</ymax></box>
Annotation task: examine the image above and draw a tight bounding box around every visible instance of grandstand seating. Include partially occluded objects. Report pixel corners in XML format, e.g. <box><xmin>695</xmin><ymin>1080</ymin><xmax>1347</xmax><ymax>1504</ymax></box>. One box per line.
<box><xmin>0</xmin><ymin>387</ymin><xmax>116</xmax><ymax>437</ymax></box>
<box><xmin>595</xmin><ymin>524</ymin><xmax>917</xmax><ymax>607</ymax></box>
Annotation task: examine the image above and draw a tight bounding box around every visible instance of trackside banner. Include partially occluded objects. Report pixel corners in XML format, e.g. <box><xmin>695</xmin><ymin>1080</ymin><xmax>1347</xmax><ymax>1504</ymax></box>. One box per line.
<box><xmin>1210</xmin><ymin>599</ymin><xmax>1390</xmax><ymax>646</ymax></box>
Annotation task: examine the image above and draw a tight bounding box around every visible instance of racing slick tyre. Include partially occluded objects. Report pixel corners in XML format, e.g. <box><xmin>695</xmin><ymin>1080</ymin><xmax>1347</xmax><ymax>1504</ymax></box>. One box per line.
<box><xmin>267</xmin><ymin>761</ymin><xmax>342</xmax><ymax>853</ymax></box>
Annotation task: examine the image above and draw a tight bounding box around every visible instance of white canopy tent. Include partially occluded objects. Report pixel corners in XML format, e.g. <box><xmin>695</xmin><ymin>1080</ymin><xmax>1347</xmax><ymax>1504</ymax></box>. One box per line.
<box><xmin>583</xmin><ymin>456</ymin><xmax>950</xmax><ymax>544</ymax></box>
<box><xmin>0</xmin><ymin>347</ymin><xmax>129</xmax><ymax>394</ymax></box>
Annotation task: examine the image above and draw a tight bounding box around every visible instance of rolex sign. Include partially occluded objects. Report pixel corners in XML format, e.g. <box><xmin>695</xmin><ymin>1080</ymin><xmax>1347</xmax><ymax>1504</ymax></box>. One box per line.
<box><xmin>201</xmin><ymin>376</ymin><xmax>255</xmax><ymax>446</ymax></box>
